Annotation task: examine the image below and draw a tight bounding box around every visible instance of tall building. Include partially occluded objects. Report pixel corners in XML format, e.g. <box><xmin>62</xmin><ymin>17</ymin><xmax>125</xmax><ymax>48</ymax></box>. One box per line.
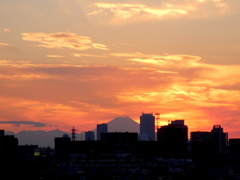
<box><xmin>85</xmin><ymin>131</ymin><xmax>94</xmax><ymax>141</ymax></box>
<box><xmin>97</xmin><ymin>123</ymin><xmax>108</xmax><ymax>140</ymax></box>
<box><xmin>211</xmin><ymin>125</ymin><xmax>228</xmax><ymax>152</ymax></box>
<box><xmin>139</xmin><ymin>113</ymin><xmax>155</xmax><ymax>141</ymax></box>
<box><xmin>54</xmin><ymin>134</ymin><xmax>71</xmax><ymax>162</ymax></box>
<box><xmin>0</xmin><ymin>130</ymin><xmax>18</xmax><ymax>157</ymax></box>
<box><xmin>191</xmin><ymin>125</ymin><xmax>228</xmax><ymax>156</ymax></box>
<box><xmin>0</xmin><ymin>130</ymin><xmax>18</xmax><ymax>174</ymax></box>
<box><xmin>157</xmin><ymin>120</ymin><xmax>188</xmax><ymax>158</ymax></box>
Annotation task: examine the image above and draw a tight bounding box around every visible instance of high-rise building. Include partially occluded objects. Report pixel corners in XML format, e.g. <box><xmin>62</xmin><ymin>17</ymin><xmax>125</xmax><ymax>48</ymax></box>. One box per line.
<box><xmin>157</xmin><ymin>120</ymin><xmax>188</xmax><ymax>158</ymax></box>
<box><xmin>211</xmin><ymin>125</ymin><xmax>228</xmax><ymax>152</ymax></box>
<box><xmin>0</xmin><ymin>130</ymin><xmax>18</xmax><ymax>176</ymax></box>
<box><xmin>85</xmin><ymin>131</ymin><xmax>94</xmax><ymax>141</ymax></box>
<box><xmin>0</xmin><ymin>130</ymin><xmax>18</xmax><ymax>158</ymax></box>
<box><xmin>139</xmin><ymin>113</ymin><xmax>155</xmax><ymax>141</ymax></box>
<box><xmin>97</xmin><ymin>123</ymin><xmax>108</xmax><ymax>140</ymax></box>
<box><xmin>191</xmin><ymin>125</ymin><xmax>228</xmax><ymax>156</ymax></box>
<box><xmin>54</xmin><ymin>134</ymin><xmax>71</xmax><ymax>162</ymax></box>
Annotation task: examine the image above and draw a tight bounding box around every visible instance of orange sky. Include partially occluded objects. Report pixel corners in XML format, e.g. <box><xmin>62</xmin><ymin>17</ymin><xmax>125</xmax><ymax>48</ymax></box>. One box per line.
<box><xmin>0</xmin><ymin>0</ymin><xmax>240</xmax><ymax>137</ymax></box>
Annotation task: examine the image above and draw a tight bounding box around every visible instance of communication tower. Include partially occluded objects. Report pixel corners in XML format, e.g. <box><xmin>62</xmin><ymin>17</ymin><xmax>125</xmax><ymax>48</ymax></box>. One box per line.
<box><xmin>71</xmin><ymin>126</ymin><xmax>77</xmax><ymax>141</ymax></box>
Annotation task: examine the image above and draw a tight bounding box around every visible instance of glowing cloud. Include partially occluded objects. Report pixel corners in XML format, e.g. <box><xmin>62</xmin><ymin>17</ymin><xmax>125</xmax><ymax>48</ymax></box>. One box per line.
<box><xmin>87</xmin><ymin>3</ymin><xmax>190</xmax><ymax>22</ymax></box>
<box><xmin>72</xmin><ymin>53</ymin><xmax>106</xmax><ymax>58</ymax></box>
<box><xmin>21</xmin><ymin>32</ymin><xmax>108</xmax><ymax>51</ymax></box>
<box><xmin>1</xmin><ymin>54</ymin><xmax>240</xmax><ymax>135</ymax></box>
<box><xmin>110</xmin><ymin>52</ymin><xmax>202</xmax><ymax>66</ymax></box>
<box><xmin>47</xmin><ymin>55</ymin><xmax>65</xmax><ymax>58</ymax></box>
<box><xmin>0</xmin><ymin>29</ymin><xmax>10</xmax><ymax>32</ymax></box>
<box><xmin>87</xmin><ymin>0</ymin><xmax>228</xmax><ymax>23</ymax></box>
<box><xmin>0</xmin><ymin>43</ymin><xmax>12</xmax><ymax>46</ymax></box>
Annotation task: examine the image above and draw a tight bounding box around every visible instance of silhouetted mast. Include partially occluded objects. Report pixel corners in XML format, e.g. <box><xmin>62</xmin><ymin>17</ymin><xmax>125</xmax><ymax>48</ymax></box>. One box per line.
<box><xmin>71</xmin><ymin>126</ymin><xmax>77</xmax><ymax>141</ymax></box>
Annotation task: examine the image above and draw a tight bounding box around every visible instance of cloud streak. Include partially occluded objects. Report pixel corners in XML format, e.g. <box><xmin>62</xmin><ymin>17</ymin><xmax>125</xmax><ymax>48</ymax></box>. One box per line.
<box><xmin>47</xmin><ymin>55</ymin><xmax>65</xmax><ymax>58</ymax></box>
<box><xmin>110</xmin><ymin>52</ymin><xmax>202</xmax><ymax>66</ymax></box>
<box><xmin>22</xmin><ymin>32</ymin><xmax>108</xmax><ymax>51</ymax></box>
<box><xmin>72</xmin><ymin>53</ymin><xmax>106</xmax><ymax>58</ymax></box>
<box><xmin>0</xmin><ymin>43</ymin><xmax>12</xmax><ymax>46</ymax></box>
<box><xmin>0</xmin><ymin>29</ymin><xmax>10</xmax><ymax>32</ymax></box>
<box><xmin>0</xmin><ymin>121</ymin><xmax>46</xmax><ymax>127</ymax></box>
<box><xmin>87</xmin><ymin>0</ymin><xmax>228</xmax><ymax>23</ymax></box>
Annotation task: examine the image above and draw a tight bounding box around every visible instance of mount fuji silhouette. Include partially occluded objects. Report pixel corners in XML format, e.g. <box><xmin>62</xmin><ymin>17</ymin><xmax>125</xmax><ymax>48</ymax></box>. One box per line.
<box><xmin>6</xmin><ymin>117</ymin><xmax>139</xmax><ymax>148</ymax></box>
<box><xmin>106</xmin><ymin>117</ymin><xmax>139</xmax><ymax>133</ymax></box>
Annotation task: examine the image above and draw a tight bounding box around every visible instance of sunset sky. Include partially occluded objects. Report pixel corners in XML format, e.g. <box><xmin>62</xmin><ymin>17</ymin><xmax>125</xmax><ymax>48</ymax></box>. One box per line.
<box><xmin>1</xmin><ymin>0</ymin><xmax>240</xmax><ymax>137</ymax></box>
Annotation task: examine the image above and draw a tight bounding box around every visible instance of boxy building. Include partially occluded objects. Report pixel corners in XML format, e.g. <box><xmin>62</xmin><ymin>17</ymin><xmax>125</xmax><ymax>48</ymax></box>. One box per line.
<box><xmin>157</xmin><ymin>120</ymin><xmax>188</xmax><ymax>158</ymax></box>
<box><xmin>139</xmin><ymin>113</ymin><xmax>155</xmax><ymax>141</ymax></box>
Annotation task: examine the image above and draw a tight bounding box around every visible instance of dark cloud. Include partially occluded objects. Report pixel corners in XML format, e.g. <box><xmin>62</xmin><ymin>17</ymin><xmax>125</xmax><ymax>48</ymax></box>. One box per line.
<box><xmin>0</xmin><ymin>121</ymin><xmax>47</xmax><ymax>127</ymax></box>
<box><xmin>48</xmin><ymin>125</ymin><xmax>59</xmax><ymax>127</ymax></box>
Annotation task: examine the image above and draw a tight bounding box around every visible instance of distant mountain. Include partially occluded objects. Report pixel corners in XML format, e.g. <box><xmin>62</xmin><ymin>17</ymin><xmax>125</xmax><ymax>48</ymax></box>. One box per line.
<box><xmin>6</xmin><ymin>129</ymin><xmax>70</xmax><ymax>148</ymax></box>
<box><xmin>5</xmin><ymin>131</ymin><xmax>15</xmax><ymax>135</ymax></box>
<box><xmin>107</xmin><ymin>117</ymin><xmax>139</xmax><ymax>133</ymax></box>
<box><xmin>5</xmin><ymin>117</ymin><xmax>140</xmax><ymax>148</ymax></box>
<box><xmin>80</xmin><ymin>117</ymin><xmax>139</xmax><ymax>140</ymax></box>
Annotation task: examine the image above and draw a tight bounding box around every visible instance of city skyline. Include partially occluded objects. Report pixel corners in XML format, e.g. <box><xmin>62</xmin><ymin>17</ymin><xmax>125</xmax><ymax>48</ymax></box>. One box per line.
<box><xmin>1</xmin><ymin>0</ymin><xmax>240</xmax><ymax>137</ymax></box>
<box><xmin>3</xmin><ymin>116</ymin><xmax>233</xmax><ymax>148</ymax></box>
<box><xmin>0</xmin><ymin>120</ymin><xmax>238</xmax><ymax>179</ymax></box>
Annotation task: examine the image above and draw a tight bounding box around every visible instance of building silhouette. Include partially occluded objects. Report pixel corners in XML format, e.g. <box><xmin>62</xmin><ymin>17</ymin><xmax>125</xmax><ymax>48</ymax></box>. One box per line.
<box><xmin>229</xmin><ymin>138</ymin><xmax>240</xmax><ymax>153</ymax></box>
<box><xmin>139</xmin><ymin>113</ymin><xmax>155</xmax><ymax>141</ymax></box>
<box><xmin>85</xmin><ymin>131</ymin><xmax>94</xmax><ymax>141</ymax></box>
<box><xmin>0</xmin><ymin>130</ymin><xmax>18</xmax><ymax>177</ymax></box>
<box><xmin>101</xmin><ymin>132</ymin><xmax>138</xmax><ymax>145</ymax></box>
<box><xmin>157</xmin><ymin>120</ymin><xmax>188</xmax><ymax>158</ymax></box>
<box><xmin>211</xmin><ymin>125</ymin><xmax>228</xmax><ymax>152</ymax></box>
<box><xmin>190</xmin><ymin>125</ymin><xmax>228</xmax><ymax>179</ymax></box>
<box><xmin>0</xmin><ymin>130</ymin><xmax>18</xmax><ymax>153</ymax></box>
<box><xmin>0</xmin><ymin>130</ymin><xmax>18</xmax><ymax>159</ymax></box>
<box><xmin>54</xmin><ymin>134</ymin><xmax>71</xmax><ymax>162</ymax></box>
<box><xmin>191</xmin><ymin>125</ymin><xmax>228</xmax><ymax>156</ymax></box>
<box><xmin>97</xmin><ymin>123</ymin><xmax>108</xmax><ymax>140</ymax></box>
